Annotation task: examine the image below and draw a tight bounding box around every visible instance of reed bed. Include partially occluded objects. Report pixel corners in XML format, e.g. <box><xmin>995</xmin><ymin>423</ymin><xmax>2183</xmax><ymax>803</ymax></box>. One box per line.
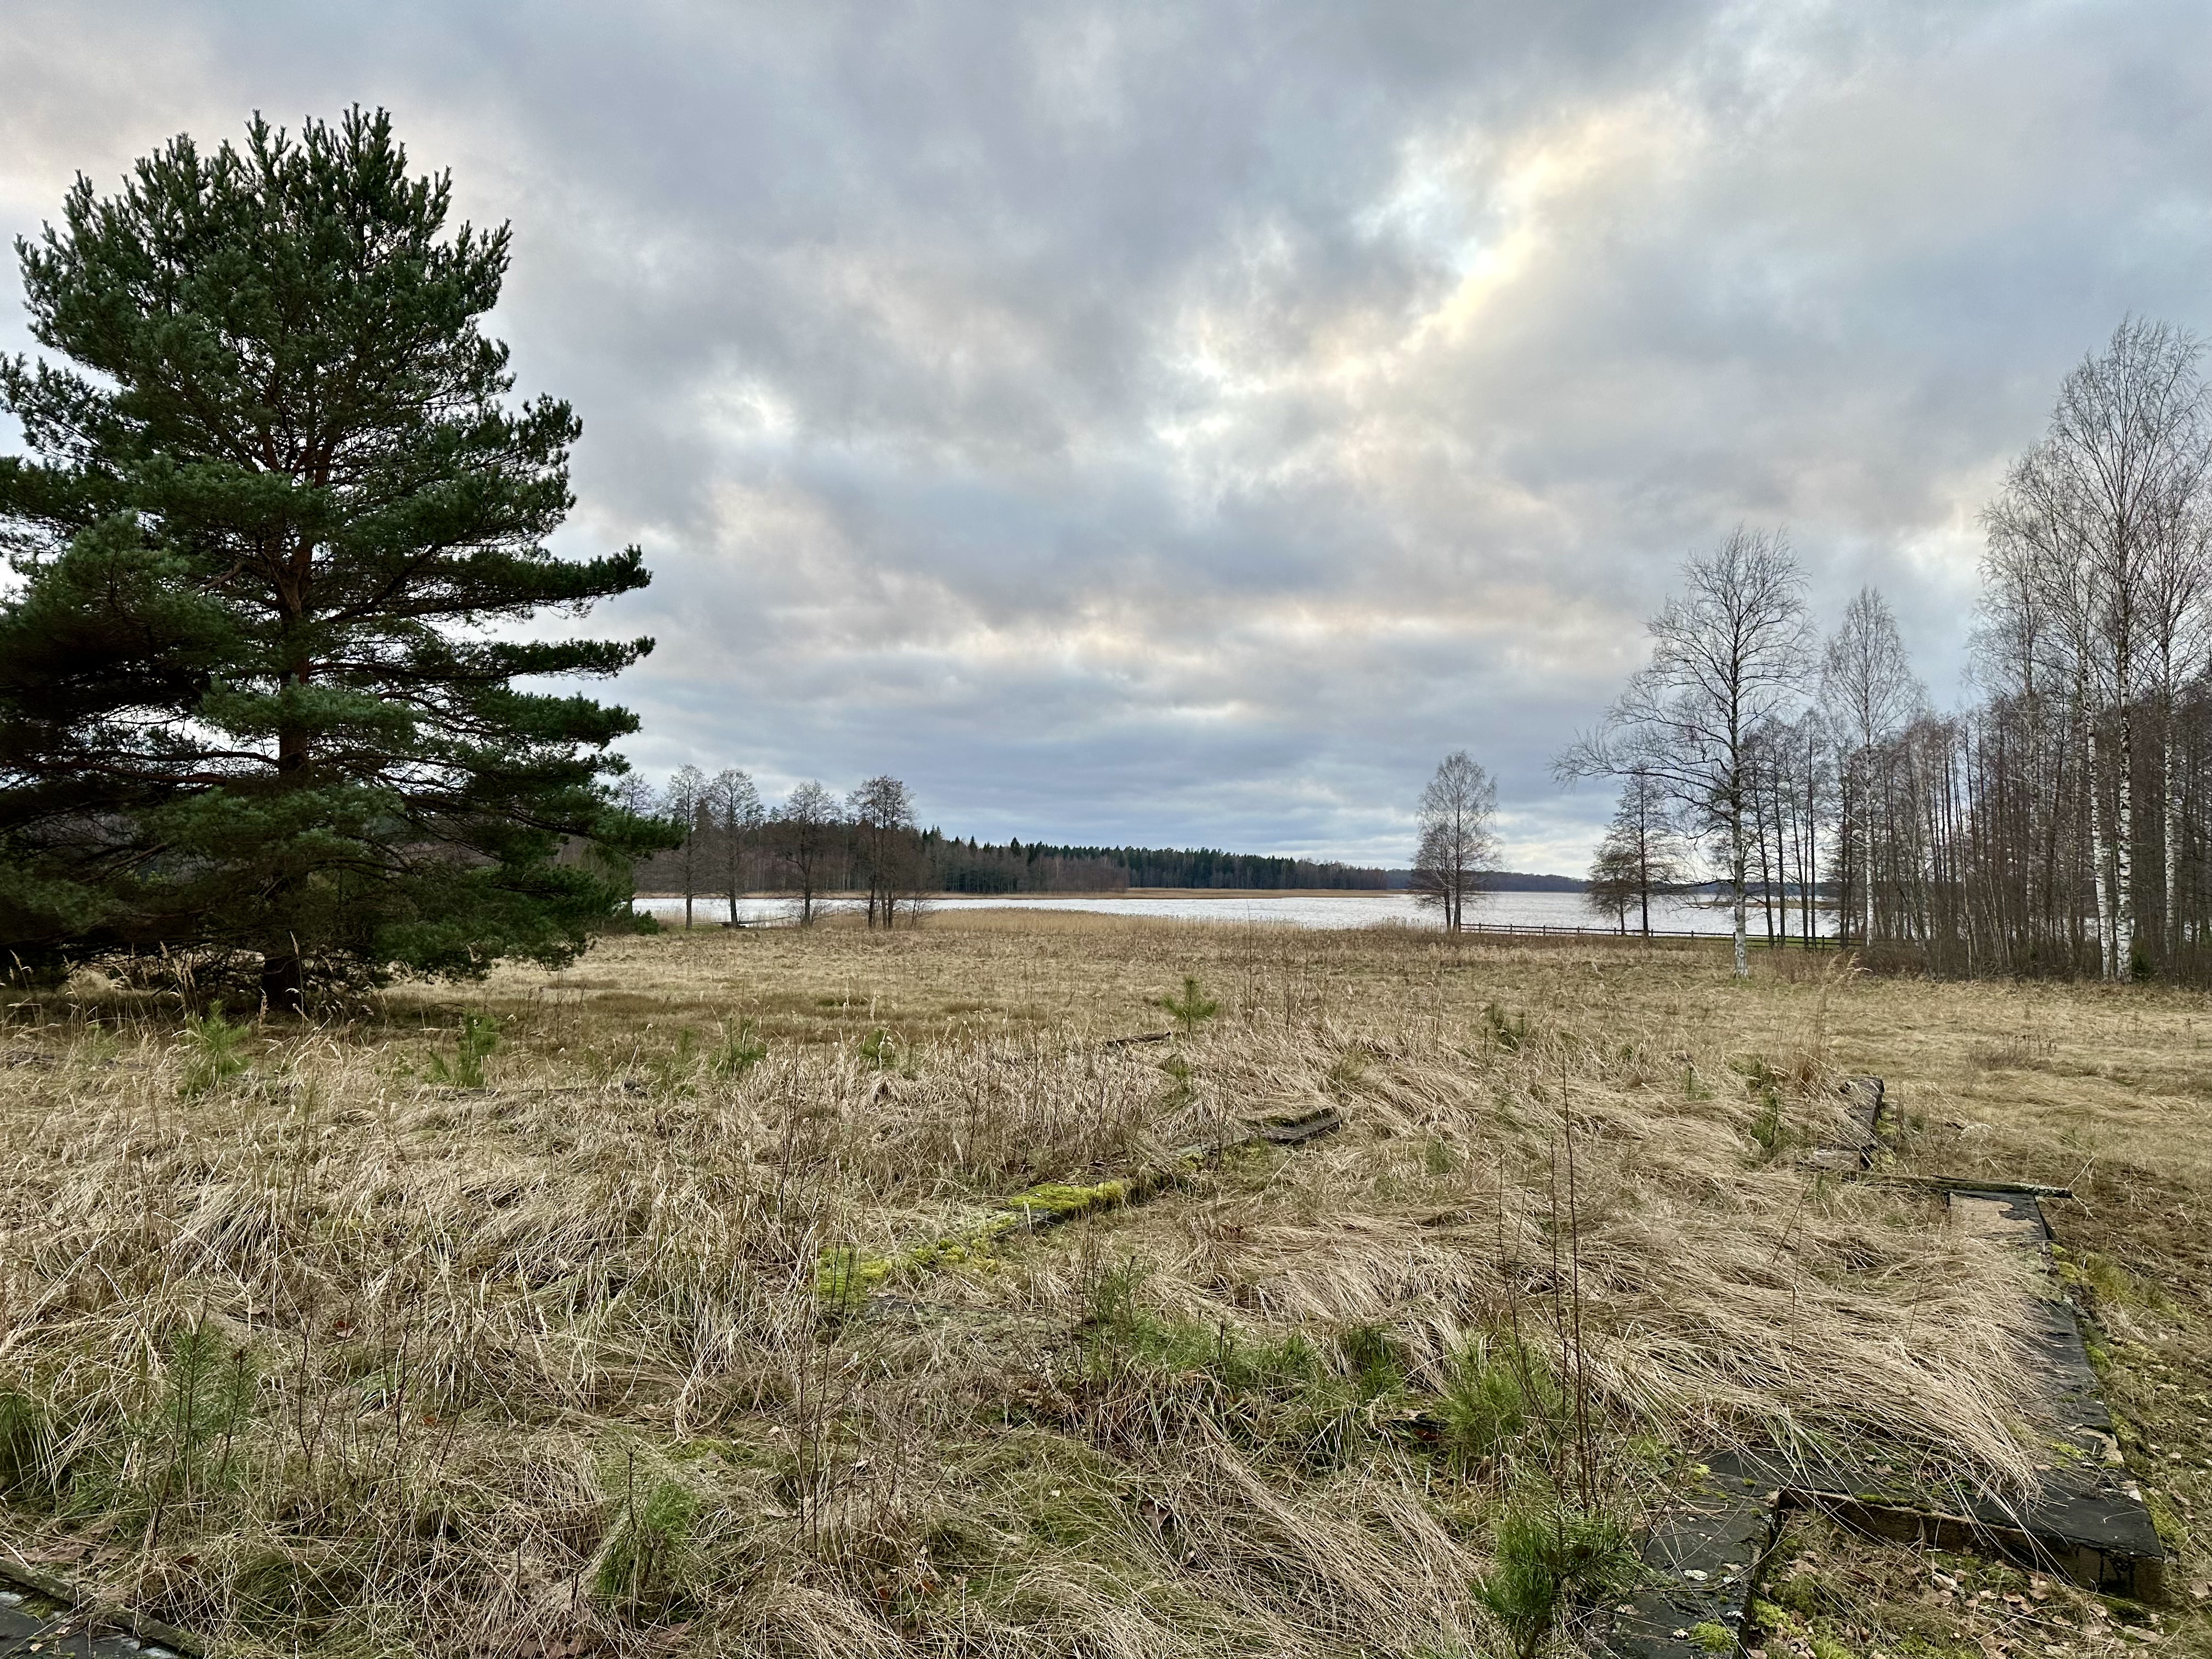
<box><xmin>0</xmin><ymin>914</ymin><xmax>2204</xmax><ymax>1655</ymax></box>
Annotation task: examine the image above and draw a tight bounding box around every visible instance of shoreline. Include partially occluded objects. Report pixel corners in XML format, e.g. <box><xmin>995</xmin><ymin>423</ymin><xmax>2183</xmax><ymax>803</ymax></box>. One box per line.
<box><xmin>627</xmin><ymin>887</ymin><xmax>1788</xmax><ymax>905</ymax></box>
<box><xmin>631</xmin><ymin>887</ymin><xmax>1417</xmax><ymax>901</ymax></box>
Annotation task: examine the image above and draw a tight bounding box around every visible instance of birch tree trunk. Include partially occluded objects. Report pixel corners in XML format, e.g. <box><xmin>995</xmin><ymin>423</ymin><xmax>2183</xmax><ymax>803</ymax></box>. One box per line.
<box><xmin>2164</xmin><ymin>676</ymin><xmax>2180</xmax><ymax>958</ymax></box>
<box><xmin>1859</xmin><ymin>752</ymin><xmax>1876</xmax><ymax>945</ymax></box>
<box><xmin>2088</xmin><ymin>721</ymin><xmax>2115</xmax><ymax>978</ymax></box>
<box><xmin>1731</xmin><ymin>792</ymin><xmax>1750</xmax><ymax>979</ymax></box>
<box><xmin>2115</xmin><ymin>709</ymin><xmax>2136</xmax><ymax>975</ymax></box>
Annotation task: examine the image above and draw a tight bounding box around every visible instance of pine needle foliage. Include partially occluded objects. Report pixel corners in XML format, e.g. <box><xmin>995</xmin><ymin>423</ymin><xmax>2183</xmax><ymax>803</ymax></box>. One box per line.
<box><xmin>1156</xmin><ymin>974</ymin><xmax>1221</xmax><ymax>1034</ymax></box>
<box><xmin>425</xmin><ymin>1012</ymin><xmax>499</xmax><ymax>1089</ymax></box>
<box><xmin>0</xmin><ymin>108</ymin><xmax>669</xmax><ymax>1009</ymax></box>
<box><xmin>1473</xmin><ymin>1500</ymin><xmax>1639</xmax><ymax>1659</ymax></box>
<box><xmin>178</xmin><ymin>1002</ymin><xmax>252</xmax><ymax>1096</ymax></box>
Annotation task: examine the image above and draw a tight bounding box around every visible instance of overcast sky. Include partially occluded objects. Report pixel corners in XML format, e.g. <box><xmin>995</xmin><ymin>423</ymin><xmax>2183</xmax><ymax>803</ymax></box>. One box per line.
<box><xmin>5</xmin><ymin>2</ymin><xmax>2211</xmax><ymax>870</ymax></box>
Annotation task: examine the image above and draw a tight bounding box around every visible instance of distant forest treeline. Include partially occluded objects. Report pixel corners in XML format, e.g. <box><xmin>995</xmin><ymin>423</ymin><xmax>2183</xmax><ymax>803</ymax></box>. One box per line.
<box><xmin>632</xmin><ymin>817</ymin><xmax>1586</xmax><ymax>900</ymax></box>
<box><xmin>635</xmin><ymin>831</ymin><xmax>1410</xmax><ymax>896</ymax></box>
<box><xmin>937</xmin><ymin>840</ymin><xmax>1398</xmax><ymax>892</ymax></box>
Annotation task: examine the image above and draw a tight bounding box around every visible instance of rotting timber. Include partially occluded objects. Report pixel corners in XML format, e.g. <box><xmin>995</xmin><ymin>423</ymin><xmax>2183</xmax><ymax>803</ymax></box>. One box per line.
<box><xmin>1609</xmin><ymin>1079</ymin><xmax>2168</xmax><ymax>1656</ymax></box>
<box><xmin>0</xmin><ymin>1554</ymin><xmax>201</xmax><ymax>1658</ymax></box>
<box><xmin>816</xmin><ymin>1095</ymin><xmax>1345</xmax><ymax>1312</ymax></box>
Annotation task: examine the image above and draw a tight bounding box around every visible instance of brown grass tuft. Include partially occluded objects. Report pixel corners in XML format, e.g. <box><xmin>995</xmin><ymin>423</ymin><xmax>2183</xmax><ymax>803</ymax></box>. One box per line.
<box><xmin>1</xmin><ymin>914</ymin><xmax>2206</xmax><ymax>1652</ymax></box>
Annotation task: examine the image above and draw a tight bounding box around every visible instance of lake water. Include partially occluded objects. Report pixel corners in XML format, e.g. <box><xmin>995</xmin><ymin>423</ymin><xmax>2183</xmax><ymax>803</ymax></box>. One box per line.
<box><xmin>633</xmin><ymin>888</ymin><xmax>1746</xmax><ymax>935</ymax></box>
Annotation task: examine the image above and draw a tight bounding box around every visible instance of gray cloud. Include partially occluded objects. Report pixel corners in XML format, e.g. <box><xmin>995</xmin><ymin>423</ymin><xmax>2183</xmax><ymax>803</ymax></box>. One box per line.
<box><xmin>7</xmin><ymin>1</ymin><xmax>2212</xmax><ymax>869</ymax></box>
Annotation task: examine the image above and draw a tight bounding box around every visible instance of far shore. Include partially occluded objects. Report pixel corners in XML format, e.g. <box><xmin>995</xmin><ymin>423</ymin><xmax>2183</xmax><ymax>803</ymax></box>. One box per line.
<box><xmin>631</xmin><ymin>887</ymin><xmax>1414</xmax><ymax>901</ymax></box>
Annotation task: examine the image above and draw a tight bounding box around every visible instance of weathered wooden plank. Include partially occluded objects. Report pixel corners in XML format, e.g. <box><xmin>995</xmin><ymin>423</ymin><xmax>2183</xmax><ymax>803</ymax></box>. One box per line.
<box><xmin>1608</xmin><ymin>1450</ymin><xmax>1776</xmax><ymax>1656</ymax></box>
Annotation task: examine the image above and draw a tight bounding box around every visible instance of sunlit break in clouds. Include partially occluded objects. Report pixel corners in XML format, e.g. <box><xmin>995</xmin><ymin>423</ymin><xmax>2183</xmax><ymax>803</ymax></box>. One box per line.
<box><xmin>6</xmin><ymin>2</ymin><xmax>2212</xmax><ymax>869</ymax></box>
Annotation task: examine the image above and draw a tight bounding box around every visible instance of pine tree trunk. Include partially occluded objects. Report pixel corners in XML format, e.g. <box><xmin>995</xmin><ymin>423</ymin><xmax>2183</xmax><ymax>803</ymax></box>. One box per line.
<box><xmin>261</xmin><ymin>952</ymin><xmax>306</xmax><ymax>1018</ymax></box>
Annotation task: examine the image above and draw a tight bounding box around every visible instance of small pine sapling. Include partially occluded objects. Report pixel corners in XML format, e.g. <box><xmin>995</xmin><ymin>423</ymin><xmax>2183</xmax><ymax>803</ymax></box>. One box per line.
<box><xmin>427</xmin><ymin>1013</ymin><xmax>499</xmax><ymax>1088</ymax></box>
<box><xmin>1156</xmin><ymin>975</ymin><xmax>1220</xmax><ymax>1036</ymax></box>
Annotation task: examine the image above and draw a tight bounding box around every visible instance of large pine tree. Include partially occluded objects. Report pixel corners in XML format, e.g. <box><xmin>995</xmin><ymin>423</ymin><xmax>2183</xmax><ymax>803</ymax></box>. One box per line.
<box><xmin>0</xmin><ymin>109</ymin><xmax>666</xmax><ymax>1009</ymax></box>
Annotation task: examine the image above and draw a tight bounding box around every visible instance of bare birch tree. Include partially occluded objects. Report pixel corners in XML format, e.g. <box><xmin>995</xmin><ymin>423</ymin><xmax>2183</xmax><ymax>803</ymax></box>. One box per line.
<box><xmin>1558</xmin><ymin>527</ymin><xmax>1812</xmax><ymax>977</ymax></box>
<box><xmin>849</xmin><ymin>775</ymin><xmax>918</xmax><ymax>929</ymax></box>
<box><xmin>2144</xmin><ymin>453</ymin><xmax>2212</xmax><ymax>955</ymax></box>
<box><xmin>1984</xmin><ymin>318</ymin><xmax>2212</xmax><ymax>975</ymax></box>
<box><xmin>1585</xmin><ymin>769</ymin><xmax>1681</xmax><ymax>936</ymax></box>
<box><xmin>707</xmin><ymin>768</ymin><xmax>763</xmax><ymax>926</ymax></box>
<box><xmin>1584</xmin><ymin>842</ymin><xmax>1640</xmax><ymax>933</ymax></box>
<box><xmin>772</xmin><ymin>780</ymin><xmax>839</xmax><ymax>927</ymax></box>
<box><xmin>599</xmin><ymin>772</ymin><xmax>658</xmax><ymax>919</ymax></box>
<box><xmin>662</xmin><ymin>765</ymin><xmax>709</xmax><ymax>929</ymax></box>
<box><xmin>1412</xmin><ymin>751</ymin><xmax>1497</xmax><ymax>935</ymax></box>
<box><xmin>1819</xmin><ymin>588</ymin><xmax>1926</xmax><ymax>944</ymax></box>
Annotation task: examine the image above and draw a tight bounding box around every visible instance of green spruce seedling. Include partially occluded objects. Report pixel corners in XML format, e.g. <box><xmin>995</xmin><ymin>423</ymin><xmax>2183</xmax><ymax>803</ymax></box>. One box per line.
<box><xmin>646</xmin><ymin>1025</ymin><xmax>701</xmax><ymax>1096</ymax></box>
<box><xmin>1441</xmin><ymin>1335</ymin><xmax>1556</xmax><ymax>1474</ymax></box>
<box><xmin>144</xmin><ymin>1319</ymin><xmax>258</xmax><ymax>1545</ymax></box>
<box><xmin>1158</xmin><ymin>1052</ymin><xmax>1197</xmax><ymax>1111</ymax></box>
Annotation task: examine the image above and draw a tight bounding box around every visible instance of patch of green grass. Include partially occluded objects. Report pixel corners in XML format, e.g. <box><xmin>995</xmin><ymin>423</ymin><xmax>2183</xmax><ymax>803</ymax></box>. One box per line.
<box><xmin>1439</xmin><ymin>1334</ymin><xmax>1559</xmax><ymax>1474</ymax></box>
<box><xmin>229</xmin><ymin>1543</ymin><xmax>364</xmax><ymax>1638</ymax></box>
<box><xmin>1325</xmin><ymin>1046</ymin><xmax>1371</xmax><ymax>1093</ymax></box>
<box><xmin>1336</xmin><ymin>1322</ymin><xmax>1404</xmax><ymax>1401</ymax></box>
<box><xmin>644</xmin><ymin>1024</ymin><xmax>703</xmax><ymax>1095</ymax></box>
<box><xmin>1483</xmin><ymin>1003</ymin><xmax>1531</xmax><ymax>1051</ymax></box>
<box><xmin>709</xmin><ymin>1017</ymin><xmax>768</xmax><ymax>1079</ymax></box>
<box><xmin>595</xmin><ymin>1443</ymin><xmax>699</xmax><ymax>1621</ymax></box>
<box><xmin>1737</xmin><ymin>1056</ymin><xmax>1788</xmax><ymax>1162</ymax></box>
<box><xmin>0</xmin><ymin>1387</ymin><xmax>54</xmax><ymax>1501</ymax></box>
<box><xmin>1079</xmin><ymin>1260</ymin><xmax>1382</xmax><ymax>1463</ymax></box>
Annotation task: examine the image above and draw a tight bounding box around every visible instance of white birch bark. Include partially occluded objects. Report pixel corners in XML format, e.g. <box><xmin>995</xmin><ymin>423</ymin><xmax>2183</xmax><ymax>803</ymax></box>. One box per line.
<box><xmin>2088</xmin><ymin>721</ymin><xmax>2114</xmax><ymax>978</ymax></box>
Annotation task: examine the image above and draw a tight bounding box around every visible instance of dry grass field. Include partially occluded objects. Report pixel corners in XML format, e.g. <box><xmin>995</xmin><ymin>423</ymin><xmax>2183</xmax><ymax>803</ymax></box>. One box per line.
<box><xmin>1</xmin><ymin>912</ymin><xmax>2207</xmax><ymax>1657</ymax></box>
